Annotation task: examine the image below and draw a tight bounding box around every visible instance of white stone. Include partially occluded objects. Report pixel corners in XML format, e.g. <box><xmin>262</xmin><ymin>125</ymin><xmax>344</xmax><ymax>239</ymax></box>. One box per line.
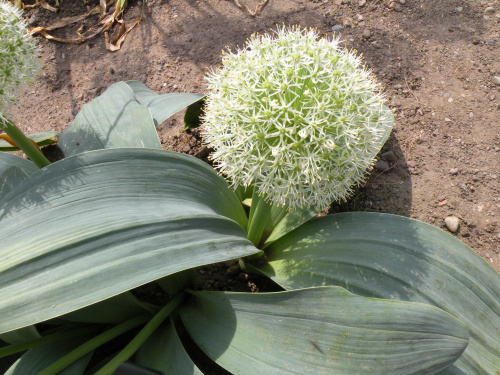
<box><xmin>444</xmin><ymin>216</ymin><xmax>460</xmax><ymax>233</ymax></box>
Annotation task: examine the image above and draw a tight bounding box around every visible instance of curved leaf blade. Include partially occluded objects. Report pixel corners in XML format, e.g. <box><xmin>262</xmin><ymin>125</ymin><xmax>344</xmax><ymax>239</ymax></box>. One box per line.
<box><xmin>135</xmin><ymin>319</ymin><xmax>203</xmax><ymax>375</ymax></box>
<box><xmin>0</xmin><ymin>153</ymin><xmax>38</xmax><ymax>197</ymax></box>
<box><xmin>125</xmin><ymin>81</ymin><xmax>205</xmax><ymax>126</ymax></box>
<box><xmin>180</xmin><ymin>287</ymin><xmax>468</xmax><ymax>375</ymax></box>
<box><xmin>261</xmin><ymin>213</ymin><xmax>500</xmax><ymax>374</ymax></box>
<box><xmin>0</xmin><ymin>149</ymin><xmax>257</xmax><ymax>334</ymax></box>
<box><xmin>5</xmin><ymin>338</ymin><xmax>92</xmax><ymax>375</ymax></box>
<box><xmin>184</xmin><ymin>98</ymin><xmax>205</xmax><ymax>131</ymax></box>
<box><xmin>0</xmin><ymin>326</ymin><xmax>41</xmax><ymax>345</ymax></box>
<box><xmin>59</xmin><ymin>82</ymin><xmax>162</xmax><ymax>157</ymax></box>
<box><xmin>262</xmin><ymin>204</ymin><xmax>318</xmax><ymax>248</ymax></box>
<box><xmin>0</xmin><ymin>152</ymin><xmax>37</xmax><ymax>177</ymax></box>
<box><xmin>57</xmin><ymin>292</ymin><xmax>156</xmax><ymax>324</ymax></box>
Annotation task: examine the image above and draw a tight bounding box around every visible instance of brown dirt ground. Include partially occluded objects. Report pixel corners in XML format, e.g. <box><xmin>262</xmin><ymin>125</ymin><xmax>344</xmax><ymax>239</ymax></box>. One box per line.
<box><xmin>10</xmin><ymin>0</ymin><xmax>500</xmax><ymax>278</ymax></box>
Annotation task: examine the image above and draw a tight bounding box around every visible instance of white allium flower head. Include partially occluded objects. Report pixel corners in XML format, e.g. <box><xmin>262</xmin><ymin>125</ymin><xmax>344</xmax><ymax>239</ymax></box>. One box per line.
<box><xmin>202</xmin><ymin>26</ymin><xmax>393</xmax><ymax>211</ymax></box>
<box><xmin>0</xmin><ymin>0</ymin><xmax>42</xmax><ymax>122</ymax></box>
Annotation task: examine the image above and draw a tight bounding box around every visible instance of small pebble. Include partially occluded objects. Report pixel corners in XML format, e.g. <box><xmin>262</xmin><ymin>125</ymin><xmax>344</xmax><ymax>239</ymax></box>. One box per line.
<box><xmin>444</xmin><ymin>216</ymin><xmax>460</xmax><ymax>233</ymax></box>
<box><xmin>375</xmin><ymin>160</ymin><xmax>389</xmax><ymax>172</ymax></box>
<box><xmin>332</xmin><ymin>25</ymin><xmax>343</xmax><ymax>32</ymax></box>
<box><xmin>469</xmin><ymin>112</ymin><xmax>474</xmax><ymax>119</ymax></box>
<box><xmin>453</xmin><ymin>7</ymin><xmax>463</xmax><ymax>13</ymax></box>
<box><xmin>438</xmin><ymin>200</ymin><xmax>447</xmax><ymax>207</ymax></box>
<box><xmin>362</xmin><ymin>29</ymin><xmax>372</xmax><ymax>39</ymax></box>
<box><xmin>358</xmin><ymin>0</ymin><xmax>366</xmax><ymax>7</ymax></box>
<box><xmin>381</xmin><ymin>150</ymin><xmax>398</xmax><ymax>162</ymax></box>
<box><xmin>399</xmin><ymin>0</ymin><xmax>406</xmax><ymax>4</ymax></box>
<box><xmin>485</xmin><ymin>7</ymin><xmax>496</xmax><ymax>15</ymax></box>
<box><xmin>492</xmin><ymin>76</ymin><xmax>500</xmax><ymax>86</ymax></box>
<box><xmin>449</xmin><ymin>168</ymin><xmax>459</xmax><ymax>175</ymax></box>
<box><xmin>173</xmin><ymin>84</ymin><xmax>178</xmax><ymax>89</ymax></box>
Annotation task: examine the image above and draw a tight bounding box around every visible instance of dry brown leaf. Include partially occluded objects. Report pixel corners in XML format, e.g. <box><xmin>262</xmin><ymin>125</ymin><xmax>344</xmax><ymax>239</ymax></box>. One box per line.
<box><xmin>105</xmin><ymin>9</ymin><xmax>141</xmax><ymax>51</ymax></box>
<box><xmin>29</xmin><ymin>0</ymin><xmax>140</xmax><ymax>51</ymax></box>
<box><xmin>39</xmin><ymin>0</ymin><xmax>59</xmax><ymax>13</ymax></box>
<box><xmin>232</xmin><ymin>0</ymin><xmax>269</xmax><ymax>16</ymax></box>
<box><xmin>0</xmin><ymin>134</ymin><xmax>43</xmax><ymax>152</ymax></box>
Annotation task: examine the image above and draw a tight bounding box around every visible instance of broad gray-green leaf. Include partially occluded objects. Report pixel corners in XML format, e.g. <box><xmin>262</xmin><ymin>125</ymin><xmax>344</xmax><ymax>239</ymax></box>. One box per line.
<box><xmin>0</xmin><ymin>352</ymin><xmax>19</xmax><ymax>375</ymax></box>
<box><xmin>0</xmin><ymin>326</ymin><xmax>40</xmax><ymax>345</ymax></box>
<box><xmin>260</xmin><ymin>213</ymin><xmax>500</xmax><ymax>375</ymax></box>
<box><xmin>0</xmin><ymin>148</ymin><xmax>257</xmax><ymax>334</ymax></box>
<box><xmin>58</xmin><ymin>292</ymin><xmax>156</xmax><ymax>324</ymax></box>
<box><xmin>125</xmin><ymin>81</ymin><xmax>205</xmax><ymax>126</ymax></box>
<box><xmin>59</xmin><ymin>82</ymin><xmax>162</xmax><ymax>157</ymax></box>
<box><xmin>0</xmin><ymin>153</ymin><xmax>37</xmax><ymax>176</ymax></box>
<box><xmin>184</xmin><ymin>98</ymin><xmax>206</xmax><ymax>130</ymax></box>
<box><xmin>180</xmin><ymin>287</ymin><xmax>468</xmax><ymax>375</ymax></box>
<box><xmin>5</xmin><ymin>338</ymin><xmax>92</xmax><ymax>375</ymax></box>
<box><xmin>0</xmin><ymin>167</ymin><xmax>31</xmax><ymax>197</ymax></box>
<box><xmin>0</xmin><ymin>153</ymin><xmax>38</xmax><ymax>196</ymax></box>
<box><xmin>135</xmin><ymin>319</ymin><xmax>203</xmax><ymax>375</ymax></box>
<box><xmin>262</xmin><ymin>204</ymin><xmax>318</xmax><ymax>248</ymax></box>
<box><xmin>0</xmin><ymin>131</ymin><xmax>60</xmax><ymax>151</ymax></box>
<box><xmin>156</xmin><ymin>269</ymin><xmax>196</xmax><ymax>297</ymax></box>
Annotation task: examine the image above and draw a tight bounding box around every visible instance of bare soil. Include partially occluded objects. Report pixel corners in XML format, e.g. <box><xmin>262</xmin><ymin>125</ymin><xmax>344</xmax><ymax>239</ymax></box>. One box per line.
<box><xmin>11</xmin><ymin>0</ymin><xmax>500</xmax><ymax>276</ymax></box>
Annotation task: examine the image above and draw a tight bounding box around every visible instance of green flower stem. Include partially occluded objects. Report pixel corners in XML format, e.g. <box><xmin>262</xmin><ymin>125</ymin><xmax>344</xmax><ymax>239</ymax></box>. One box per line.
<box><xmin>247</xmin><ymin>190</ymin><xmax>272</xmax><ymax>247</ymax></box>
<box><xmin>2</xmin><ymin>118</ymin><xmax>50</xmax><ymax>168</ymax></box>
<box><xmin>0</xmin><ymin>326</ymin><xmax>98</xmax><ymax>358</ymax></box>
<box><xmin>37</xmin><ymin>314</ymin><xmax>152</xmax><ymax>375</ymax></box>
<box><xmin>94</xmin><ymin>293</ymin><xmax>185</xmax><ymax>375</ymax></box>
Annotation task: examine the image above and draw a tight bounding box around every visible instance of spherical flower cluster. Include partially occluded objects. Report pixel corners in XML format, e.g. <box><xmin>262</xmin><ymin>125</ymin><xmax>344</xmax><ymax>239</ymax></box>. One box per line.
<box><xmin>0</xmin><ymin>0</ymin><xmax>42</xmax><ymax>122</ymax></box>
<box><xmin>202</xmin><ymin>27</ymin><xmax>393</xmax><ymax>211</ymax></box>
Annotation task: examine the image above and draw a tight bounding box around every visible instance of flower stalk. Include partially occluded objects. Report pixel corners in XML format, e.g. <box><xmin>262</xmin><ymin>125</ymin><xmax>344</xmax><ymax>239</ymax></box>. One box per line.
<box><xmin>94</xmin><ymin>293</ymin><xmax>185</xmax><ymax>375</ymax></box>
<box><xmin>1</xmin><ymin>117</ymin><xmax>50</xmax><ymax>168</ymax></box>
<box><xmin>38</xmin><ymin>314</ymin><xmax>152</xmax><ymax>375</ymax></box>
<box><xmin>247</xmin><ymin>190</ymin><xmax>272</xmax><ymax>247</ymax></box>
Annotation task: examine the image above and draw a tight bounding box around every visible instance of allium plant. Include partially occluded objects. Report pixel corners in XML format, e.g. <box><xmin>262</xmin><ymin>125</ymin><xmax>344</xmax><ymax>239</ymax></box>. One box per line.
<box><xmin>202</xmin><ymin>27</ymin><xmax>393</xmax><ymax>210</ymax></box>
<box><xmin>0</xmin><ymin>0</ymin><xmax>42</xmax><ymax>119</ymax></box>
<box><xmin>0</xmin><ymin>81</ymin><xmax>498</xmax><ymax>374</ymax></box>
